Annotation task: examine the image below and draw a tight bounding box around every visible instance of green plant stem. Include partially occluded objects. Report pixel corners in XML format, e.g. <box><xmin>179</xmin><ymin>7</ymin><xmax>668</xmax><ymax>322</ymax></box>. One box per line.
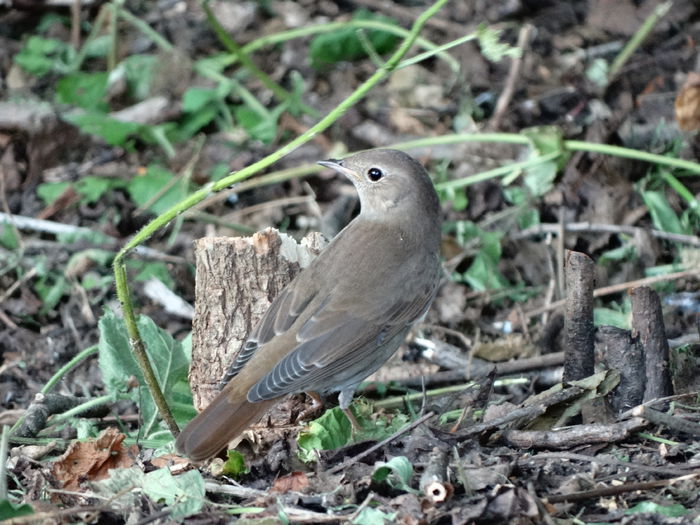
<box><xmin>8</xmin><ymin>345</ymin><xmax>100</xmax><ymax>436</ymax></box>
<box><xmin>372</xmin><ymin>377</ymin><xmax>528</xmax><ymax>410</ymax></box>
<box><xmin>107</xmin><ymin>3</ymin><xmax>118</xmax><ymax>71</ymax></box>
<box><xmin>391</xmin><ymin>134</ymin><xmax>700</xmax><ymax>176</ymax></box>
<box><xmin>49</xmin><ymin>394</ymin><xmax>119</xmax><ymax>424</ymax></box>
<box><xmin>660</xmin><ymin>171</ymin><xmax>699</xmax><ymax>211</ymax></box>
<box><xmin>202</xmin><ymin>0</ymin><xmax>318</xmax><ymax>118</ymax></box>
<box><xmin>607</xmin><ymin>1</ymin><xmax>672</xmax><ymax>82</ymax></box>
<box><xmin>240</xmin><ymin>20</ymin><xmax>460</xmax><ymax>72</ymax></box>
<box><xmin>436</xmin><ymin>151</ymin><xmax>560</xmax><ymax>191</ymax></box>
<box><xmin>189</xmin><ymin>163</ymin><xmax>323</xmax><ymax>213</ymax></box>
<box><xmin>72</xmin><ymin>5</ymin><xmax>109</xmax><ymax>71</ymax></box>
<box><xmin>112</xmin><ymin>0</ymin><xmax>450</xmax><ymax>437</ymax></box>
<box><xmin>563</xmin><ymin>140</ymin><xmax>700</xmax><ymax>175</ymax></box>
<box><xmin>115</xmin><ymin>4</ymin><xmax>175</xmax><ymax>53</ymax></box>
<box><xmin>397</xmin><ymin>31</ymin><xmax>476</xmax><ymax>69</ymax></box>
<box><xmin>43</xmin><ymin>345</ymin><xmax>99</xmax><ymax>395</ymax></box>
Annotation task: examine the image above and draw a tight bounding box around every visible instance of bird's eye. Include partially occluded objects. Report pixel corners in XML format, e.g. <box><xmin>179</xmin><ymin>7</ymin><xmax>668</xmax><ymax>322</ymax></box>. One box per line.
<box><xmin>367</xmin><ymin>167</ymin><xmax>383</xmax><ymax>182</ymax></box>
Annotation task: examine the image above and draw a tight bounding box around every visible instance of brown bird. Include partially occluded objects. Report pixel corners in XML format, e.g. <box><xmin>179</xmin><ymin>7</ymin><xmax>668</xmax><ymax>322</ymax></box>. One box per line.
<box><xmin>176</xmin><ymin>149</ymin><xmax>442</xmax><ymax>461</ymax></box>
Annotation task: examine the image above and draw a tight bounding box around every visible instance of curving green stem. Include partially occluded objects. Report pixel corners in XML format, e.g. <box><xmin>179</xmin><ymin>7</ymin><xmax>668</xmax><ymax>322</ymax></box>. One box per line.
<box><xmin>112</xmin><ymin>0</ymin><xmax>451</xmax><ymax>437</ymax></box>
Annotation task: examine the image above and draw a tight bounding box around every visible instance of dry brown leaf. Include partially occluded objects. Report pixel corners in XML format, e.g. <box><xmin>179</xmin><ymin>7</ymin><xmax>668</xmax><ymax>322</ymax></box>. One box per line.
<box><xmin>149</xmin><ymin>453</ymin><xmax>190</xmax><ymax>469</ymax></box>
<box><xmin>51</xmin><ymin>427</ymin><xmax>138</xmax><ymax>491</ymax></box>
<box><xmin>270</xmin><ymin>471</ymin><xmax>309</xmax><ymax>493</ymax></box>
<box><xmin>675</xmin><ymin>72</ymin><xmax>700</xmax><ymax>131</ymax></box>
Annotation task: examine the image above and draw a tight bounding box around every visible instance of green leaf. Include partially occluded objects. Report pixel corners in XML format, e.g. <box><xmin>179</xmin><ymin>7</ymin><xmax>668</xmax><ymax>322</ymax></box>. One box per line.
<box><xmin>351</xmin><ymin>507</ymin><xmax>397</xmax><ymax>525</ymax></box>
<box><xmin>309</xmin><ymin>9</ymin><xmax>399</xmax><ymax>67</ymax></box>
<box><xmin>523</xmin><ymin>160</ymin><xmax>557</xmax><ymax>198</ymax></box>
<box><xmin>183</xmin><ymin>87</ymin><xmax>220</xmax><ymax>112</ymax></box>
<box><xmin>372</xmin><ymin>456</ymin><xmax>415</xmax><ymax>492</ymax></box>
<box><xmin>97</xmin><ymin>311</ymin><xmax>195</xmax><ymax>436</ymax></box>
<box><xmin>233</xmin><ymin>104</ymin><xmax>280</xmax><ymax>144</ymax></box>
<box><xmin>625</xmin><ymin>502</ymin><xmax>689</xmax><ymax>517</ymax></box>
<box><xmin>297</xmin><ymin>405</ymin><xmax>408</xmax><ymax>463</ymax></box>
<box><xmin>641</xmin><ymin>190</ymin><xmax>688</xmax><ymax>235</ymax></box>
<box><xmin>222</xmin><ymin>450</ymin><xmax>249</xmax><ymax>477</ymax></box>
<box><xmin>599</xmin><ymin>242</ymin><xmax>636</xmax><ymax>264</ymax></box>
<box><xmin>586</xmin><ymin>58</ymin><xmax>609</xmax><ymax>88</ymax></box>
<box><xmin>37</xmin><ymin>182</ymin><xmax>71</xmax><ymax>206</ymax></box>
<box><xmin>297</xmin><ymin>408</ymin><xmax>352</xmax><ymax>462</ymax></box>
<box><xmin>521</xmin><ymin>126</ymin><xmax>569</xmax><ymax>197</ymax></box>
<box><xmin>142</xmin><ymin>469</ymin><xmax>205</xmax><ymax>519</ymax></box>
<box><xmin>459</xmin><ymin>224</ymin><xmax>510</xmax><ymax>291</ymax></box>
<box><xmin>594</xmin><ymin>307</ymin><xmax>630</xmax><ymax>329</ymax></box>
<box><xmin>66</xmin><ymin>249</ymin><xmax>114</xmax><ymax>277</ymax></box>
<box><xmin>128</xmin><ymin>260</ymin><xmax>175</xmax><ymax>290</ymax></box>
<box><xmin>126</xmin><ymin>164</ymin><xmax>190</xmax><ymax>216</ymax></box>
<box><xmin>0</xmin><ymin>224</ymin><xmax>20</xmax><ymax>250</ymax></box>
<box><xmin>56</xmin><ymin>72</ymin><xmax>109</xmax><ymax>111</ymax></box>
<box><xmin>34</xmin><ymin>273</ymin><xmax>69</xmax><ymax>313</ymax></box>
<box><xmin>0</xmin><ymin>500</ymin><xmax>34</xmax><ymax>520</ymax></box>
<box><xmin>92</xmin><ymin>467</ymin><xmax>204</xmax><ymax>520</ymax></box>
<box><xmin>14</xmin><ymin>36</ymin><xmax>74</xmax><ymax>76</ymax></box>
<box><xmin>75</xmin><ymin>175</ymin><xmax>125</xmax><ymax>204</ymax></box>
<box><xmin>475</xmin><ymin>24</ymin><xmax>521</xmax><ymax>62</ymax></box>
<box><xmin>122</xmin><ymin>54</ymin><xmax>157</xmax><ymax>101</ymax></box>
<box><xmin>63</xmin><ymin>112</ymin><xmax>142</xmax><ymax>146</ymax></box>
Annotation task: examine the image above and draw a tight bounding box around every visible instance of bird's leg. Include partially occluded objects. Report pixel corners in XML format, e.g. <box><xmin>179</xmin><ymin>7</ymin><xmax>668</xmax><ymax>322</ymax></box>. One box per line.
<box><xmin>296</xmin><ymin>391</ymin><xmax>325</xmax><ymax>422</ymax></box>
<box><xmin>338</xmin><ymin>388</ymin><xmax>362</xmax><ymax>432</ymax></box>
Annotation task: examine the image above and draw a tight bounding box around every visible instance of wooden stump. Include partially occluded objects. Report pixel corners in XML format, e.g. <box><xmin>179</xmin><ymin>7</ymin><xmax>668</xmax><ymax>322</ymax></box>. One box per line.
<box><xmin>189</xmin><ymin>228</ymin><xmax>325</xmax><ymax>410</ymax></box>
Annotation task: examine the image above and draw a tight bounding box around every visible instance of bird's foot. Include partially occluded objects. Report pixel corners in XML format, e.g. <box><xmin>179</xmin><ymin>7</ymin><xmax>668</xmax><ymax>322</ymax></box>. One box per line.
<box><xmin>296</xmin><ymin>391</ymin><xmax>325</xmax><ymax>422</ymax></box>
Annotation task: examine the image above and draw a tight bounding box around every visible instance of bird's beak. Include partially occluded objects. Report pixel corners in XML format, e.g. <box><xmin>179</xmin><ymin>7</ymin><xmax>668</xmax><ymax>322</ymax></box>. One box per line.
<box><xmin>318</xmin><ymin>159</ymin><xmax>361</xmax><ymax>182</ymax></box>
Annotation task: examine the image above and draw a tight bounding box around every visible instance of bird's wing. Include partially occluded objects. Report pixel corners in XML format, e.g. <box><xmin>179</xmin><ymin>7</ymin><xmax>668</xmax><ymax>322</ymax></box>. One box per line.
<box><xmin>247</xmin><ymin>282</ymin><xmax>435</xmax><ymax>402</ymax></box>
<box><xmin>219</xmin><ymin>279</ymin><xmax>318</xmax><ymax>385</ymax></box>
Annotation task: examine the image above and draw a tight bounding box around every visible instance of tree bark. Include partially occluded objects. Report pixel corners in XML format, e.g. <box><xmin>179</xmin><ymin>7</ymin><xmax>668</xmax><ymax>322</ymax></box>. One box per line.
<box><xmin>189</xmin><ymin>228</ymin><xmax>325</xmax><ymax>410</ymax></box>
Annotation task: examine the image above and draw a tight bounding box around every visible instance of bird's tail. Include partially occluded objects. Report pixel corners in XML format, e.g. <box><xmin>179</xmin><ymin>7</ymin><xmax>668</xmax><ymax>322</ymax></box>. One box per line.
<box><xmin>175</xmin><ymin>391</ymin><xmax>276</xmax><ymax>461</ymax></box>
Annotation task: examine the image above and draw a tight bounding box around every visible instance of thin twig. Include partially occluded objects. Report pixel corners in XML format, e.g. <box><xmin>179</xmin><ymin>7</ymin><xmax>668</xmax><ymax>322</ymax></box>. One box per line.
<box><xmin>545</xmin><ymin>472</ymin><xmax>699</xmax><ymax>504</ymax></box>
<box><xmin>512</xmin><ymin>221</ymin><xmax>700</xmax><ymax>247</ymax></box>
<box><xmin>489</xmin><ymin>24</ymin><xmax>533</xmax><ymax>130</ymax></box>
<box><xmin>524</xmin><ymin>269</ymin><xmax>700</xmax><ymax>318</ymax></box>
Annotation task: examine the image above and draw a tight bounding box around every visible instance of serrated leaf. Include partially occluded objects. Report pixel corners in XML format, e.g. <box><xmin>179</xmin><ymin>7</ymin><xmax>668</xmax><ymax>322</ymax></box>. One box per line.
<box><xmin>97</xmin><ymin>311</ymin><xmax>194</xmax><ymax>437</ymax></box>
<box><xmin>475</xmin><ymin>24</ymin><xmax>521</xmax><ymax>63</ymax></box>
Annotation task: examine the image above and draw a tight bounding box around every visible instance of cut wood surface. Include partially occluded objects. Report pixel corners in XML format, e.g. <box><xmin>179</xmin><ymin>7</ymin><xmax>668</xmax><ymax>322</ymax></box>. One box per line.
<box><xmin>190</xmin><ymin>228</ymin><xmax>325</xmax><ymax>410</ymax></box>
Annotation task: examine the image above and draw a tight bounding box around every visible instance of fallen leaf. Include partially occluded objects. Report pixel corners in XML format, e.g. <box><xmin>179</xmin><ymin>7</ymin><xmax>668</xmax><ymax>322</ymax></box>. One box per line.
<box><xmin>271</xmin><ymin>471</ymin><xmax>309</xmax><ymax>493</ymax></box>
<box><xmin>675</xmin><ymin>72</ymin><xmax>700</xmax><ymax>131</ymax></box>
<box><xmin>51</xmin><ymin>427</ymin><xmax>138</xmax><ymax>491</ymax></box>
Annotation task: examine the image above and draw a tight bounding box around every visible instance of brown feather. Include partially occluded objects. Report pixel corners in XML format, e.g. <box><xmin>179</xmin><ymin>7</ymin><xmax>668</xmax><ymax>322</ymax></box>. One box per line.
<box><xmin>175</xmin><ymin>390</ymin><xmax>276</xmax><ymax>461</ymax></box>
